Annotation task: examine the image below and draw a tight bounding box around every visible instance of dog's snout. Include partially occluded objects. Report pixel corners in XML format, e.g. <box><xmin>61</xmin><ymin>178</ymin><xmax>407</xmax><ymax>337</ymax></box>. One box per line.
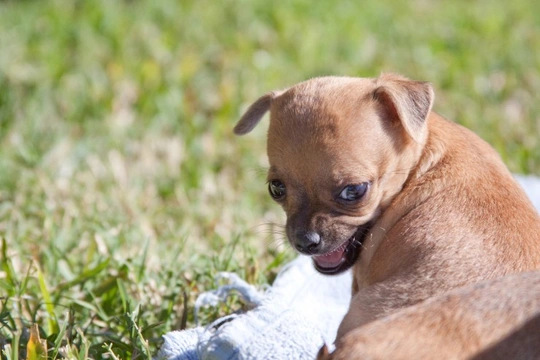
<box><xmin>294</xmin><ymin>230</ymin><xmax>322</xmax><ymax>254</ymax></box>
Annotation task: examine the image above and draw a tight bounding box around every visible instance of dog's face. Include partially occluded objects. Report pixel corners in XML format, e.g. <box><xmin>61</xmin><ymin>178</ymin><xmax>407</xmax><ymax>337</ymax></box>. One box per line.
<box><xmin>235</xmin><ymin>74</ymin><xmax>433</xmax><ymax>274</ymax></box>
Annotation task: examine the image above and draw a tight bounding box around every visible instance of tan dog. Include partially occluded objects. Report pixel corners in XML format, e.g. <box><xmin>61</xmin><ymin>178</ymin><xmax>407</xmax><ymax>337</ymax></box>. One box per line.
<box><xmin>234</xmin><ymin>74</ymin><xmax>540</xmax><ymax>356</ymax></box>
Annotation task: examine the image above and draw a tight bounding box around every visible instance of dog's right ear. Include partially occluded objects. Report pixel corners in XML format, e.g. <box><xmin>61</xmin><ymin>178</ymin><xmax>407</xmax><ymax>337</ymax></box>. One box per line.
<box><xmin>234</xmin><ymin>91</ymin><xmax>281</xmax><ymax>135</ymax></box>
<box><xmin>372</xmin><ymin>73</ymin><xmax>434</xmax><ymax>143</ymax></box>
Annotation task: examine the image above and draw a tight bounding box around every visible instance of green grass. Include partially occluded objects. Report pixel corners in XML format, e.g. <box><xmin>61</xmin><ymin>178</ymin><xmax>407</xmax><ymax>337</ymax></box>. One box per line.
<box><xmin>0</xmin><ymin>0</ymin><xmax>539</xmax><ymax>358</ymax></box>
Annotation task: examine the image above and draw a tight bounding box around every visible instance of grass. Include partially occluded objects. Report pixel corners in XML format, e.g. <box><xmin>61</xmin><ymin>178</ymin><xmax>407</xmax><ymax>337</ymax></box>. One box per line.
<box><xmin>0</xmin><ymin>0</ymin><xmax>539</xmax><ymax>358</ymax></box>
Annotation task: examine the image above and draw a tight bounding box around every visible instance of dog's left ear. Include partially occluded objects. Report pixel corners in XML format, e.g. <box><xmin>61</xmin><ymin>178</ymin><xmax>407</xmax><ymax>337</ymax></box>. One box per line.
<box><xmin>234</xmin><ymin>90</ymin><xmax>283</xmax><ymax>135</ymax></box>
<box><xmin>373</xmin><ymin>73</ymin><xmax>434</xmax><ymax>143</ymax></box>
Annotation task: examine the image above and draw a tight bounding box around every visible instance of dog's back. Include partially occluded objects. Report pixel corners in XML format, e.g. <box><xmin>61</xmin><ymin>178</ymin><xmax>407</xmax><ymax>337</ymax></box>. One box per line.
<box><xmin>399</xmin><ymin>113</ymin><xmax>540</xmax><ymax>273</ymax></box>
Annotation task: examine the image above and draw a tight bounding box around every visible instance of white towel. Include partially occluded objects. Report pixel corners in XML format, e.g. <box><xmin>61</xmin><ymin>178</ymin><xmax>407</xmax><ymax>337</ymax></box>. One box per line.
<box><xmin>156</xmin><ymin>175</ymin><xmax>540</xmax><ymax>360</ymax></box>
<box><xmin>156</xmin><ymin>256</ymin><xmax>351</xmax><ymax>360</ymax></box>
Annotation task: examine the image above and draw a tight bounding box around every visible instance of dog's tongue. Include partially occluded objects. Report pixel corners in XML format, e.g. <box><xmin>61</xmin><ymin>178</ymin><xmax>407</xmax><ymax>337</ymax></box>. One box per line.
<box><xmin>313</xmin><ymin>245</ymin><xmax>347</xmax><ymax>269</ymax></box>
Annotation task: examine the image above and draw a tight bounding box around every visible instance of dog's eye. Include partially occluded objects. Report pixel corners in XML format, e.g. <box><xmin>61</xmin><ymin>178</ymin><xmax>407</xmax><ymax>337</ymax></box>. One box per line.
<box><xmin>268</xmin><ymin>180</ymin><xmax>286</xmax><ymax>200</ymax></box>
<box><xmin>338</xmin><ymin>183</ymin><xmax>368</xmax><ymax>202</ymax></box>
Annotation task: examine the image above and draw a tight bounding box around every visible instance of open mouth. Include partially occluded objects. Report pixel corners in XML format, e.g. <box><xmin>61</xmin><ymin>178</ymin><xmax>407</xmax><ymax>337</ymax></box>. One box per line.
<box><xmin>312</xmin><ymin>223</ymin><xmax>372</xmax><ymax>275</ymax></box>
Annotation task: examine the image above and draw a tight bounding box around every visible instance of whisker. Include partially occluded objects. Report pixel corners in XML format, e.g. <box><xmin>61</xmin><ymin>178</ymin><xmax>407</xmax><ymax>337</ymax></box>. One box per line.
<box><xmin>246</xmin><ymin>166</ymin><xmax>270</xmax><ymax>178</ymax></box>
<box><xmin>268</xmin><ymin>237</ymin><xmax>290</xmax><ymax>252</ymax></box>
<box><xmin>245</xmin><ymin>222</ymin><xmax>286</xmax><ymax>236</ymax></box>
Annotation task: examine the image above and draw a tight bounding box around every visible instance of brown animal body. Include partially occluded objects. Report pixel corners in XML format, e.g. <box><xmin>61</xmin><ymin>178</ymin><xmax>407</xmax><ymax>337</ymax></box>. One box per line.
<box><xmin>319</xmin><ymin>271</ymin><xmax>540</xmax><ymax>360</ymax></box>
<box><xmin>235</xmin><ymin>74</ymin><xmax>540</xmax><ymax>358</ymax></box>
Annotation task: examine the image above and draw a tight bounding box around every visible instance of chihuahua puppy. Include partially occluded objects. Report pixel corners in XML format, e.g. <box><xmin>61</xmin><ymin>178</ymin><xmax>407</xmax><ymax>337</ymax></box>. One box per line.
<box><xmin>234</xmin><ymin>74</ymin><xmax>540</xmax><ymax>354</ymax></box>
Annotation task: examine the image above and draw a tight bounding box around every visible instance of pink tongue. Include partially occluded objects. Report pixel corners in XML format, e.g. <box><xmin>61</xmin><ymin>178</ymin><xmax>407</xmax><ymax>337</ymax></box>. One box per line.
<box><xmin>314</xmin><ymin>246</ymin><xmax>346</xmax><ymax>268</ymax></box>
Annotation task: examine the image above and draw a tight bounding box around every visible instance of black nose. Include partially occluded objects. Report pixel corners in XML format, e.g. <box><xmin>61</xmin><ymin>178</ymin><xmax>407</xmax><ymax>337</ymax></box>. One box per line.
<box><xmin>294</xmin><ymin>230</ymin><xmax>322</xmax><ymax>254</ymax></box>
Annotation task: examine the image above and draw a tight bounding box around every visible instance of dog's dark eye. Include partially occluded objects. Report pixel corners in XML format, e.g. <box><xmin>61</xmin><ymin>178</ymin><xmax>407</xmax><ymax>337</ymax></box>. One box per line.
<box><xmin>338</xmin><ymin>183</ymin><xmax>368</xmax><ymax>202</ymax></box>
<box><xmin>268</xmin><ymin>180</ymin><xmax>286</xmax><ymax>200</ymax></box>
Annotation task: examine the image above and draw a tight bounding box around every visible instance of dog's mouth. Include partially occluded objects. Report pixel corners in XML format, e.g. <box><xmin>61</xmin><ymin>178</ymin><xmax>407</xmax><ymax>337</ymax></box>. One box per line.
<box><xmin>312</xmin><ymin>223</ymin><xmax>372</xmax><ymax>275</ymax></box>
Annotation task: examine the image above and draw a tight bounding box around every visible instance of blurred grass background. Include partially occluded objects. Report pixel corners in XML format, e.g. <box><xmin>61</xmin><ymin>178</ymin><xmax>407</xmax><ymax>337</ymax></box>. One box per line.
<box><xmin>0</xmin><ymin>0</ymin><xmax>539</xmax><ymax>358</ymax></box>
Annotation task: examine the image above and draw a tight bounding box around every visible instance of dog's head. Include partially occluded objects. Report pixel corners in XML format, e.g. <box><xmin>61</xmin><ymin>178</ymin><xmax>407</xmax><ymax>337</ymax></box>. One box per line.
<box><xmin>235</xmin><ymin>74</ymin><xmax>433</xmax><ymax>274</ymax></box>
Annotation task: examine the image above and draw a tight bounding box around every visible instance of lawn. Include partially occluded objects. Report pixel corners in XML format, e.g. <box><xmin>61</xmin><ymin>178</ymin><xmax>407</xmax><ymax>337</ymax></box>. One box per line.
<box><xmin>0</xmin><ymin>0</ymin><xmax>539</xmax><ymax>358</ymax></box>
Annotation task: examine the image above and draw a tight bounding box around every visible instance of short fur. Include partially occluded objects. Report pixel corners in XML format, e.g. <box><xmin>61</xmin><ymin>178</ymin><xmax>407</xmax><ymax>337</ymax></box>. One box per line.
<box><xmin>318</xmin><ymin>271</ymin><xmax>540</xmax><ymax>360</ymax></box>
<box><xmin>235</xmin><ymin>74</ymin><xmax>540</xmax><ymax>357</ymax></box>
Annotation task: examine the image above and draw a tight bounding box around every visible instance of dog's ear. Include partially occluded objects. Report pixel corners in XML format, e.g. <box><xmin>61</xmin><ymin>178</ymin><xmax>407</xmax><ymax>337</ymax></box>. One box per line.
<box><xmin>234</xmin><ymin>91</ymin><xmax>282</xmax><ymax>135</ymax></box>
<box><xmin>373</xmin><ymin>73</ymin><xmax>434</xmax><ymax>143</ymax></box>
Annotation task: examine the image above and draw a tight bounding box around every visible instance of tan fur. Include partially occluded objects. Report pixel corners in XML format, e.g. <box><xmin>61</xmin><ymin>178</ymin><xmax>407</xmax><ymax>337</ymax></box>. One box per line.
<box><xmin>318</xmin><ymin>271</ymin><xmax>540</xmax><ymax>360</ymax></box>
<box><xmin>235</xmin><ymin>73</ymin><xmax>540</xmax><ymax>357</ymax></box>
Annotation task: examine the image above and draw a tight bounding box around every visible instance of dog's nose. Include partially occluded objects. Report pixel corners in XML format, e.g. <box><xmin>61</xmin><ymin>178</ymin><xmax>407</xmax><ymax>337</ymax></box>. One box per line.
<box><xmin>294</xmin><ymin>230</ymin><xmax>322</xmax><ymax>254</ymax></box>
